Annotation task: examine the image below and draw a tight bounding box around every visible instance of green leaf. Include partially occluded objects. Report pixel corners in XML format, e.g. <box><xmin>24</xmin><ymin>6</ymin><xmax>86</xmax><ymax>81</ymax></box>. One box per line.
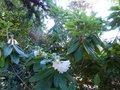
<box><xmin>67</xmin><ymin>41</ymin><xmax>79</xmax><ymax>54</ymax></box>
<box><xmin>116</xmin><ymin>51</ymin><xmax>120</xmax><ymax>54</ymax></box>
<box><xmin>64</xmin><ymin>72</ymin><xmax>76</xmax><ymax>83</ymax></box>
<box><xmin>33</xmin><ymin>63</ymin><xmax>41</xmax><ymax>72</ymax></box>
<box><xmin>0</xmin><ymin>48</ymin><xmax>5</xmax><ymax>67</ymax></box>
<box><xmin>74</xmin><ymin>46</ymin><xmax>83</xmax><ymax>61</ymax></box>
<box><xmin>0</xmin><ymin>56</ymin><xmax>5</xmax><ymax>67</ymax></box>
<box><xmin>83</xmin><ymin>40</ymin><xmax>98</xmax><ymax>58</ymax></box>
<box><xmin>29</xmin><ymin>74</ymin><xmax>41</xmax><ymax>82</ymax></box>
<box><xmin>68</xmin><ymin>83</ymin><xmax>76</xmax><ymax>90</ymax></box>
<box><xmin>50</xmin><ymin>88</ymin><xmax>59</xmax><ymax>90</ymax></box>
<box><xmin>4</xmin><ymin>45</ymin><xmax>13</xmax><ymax>57</ymax></box>
<box><xmin>38</xmin><ymin>69</ymin><xmax>53</xmax><ymax>80</ymax></box>
<box><xmin>29</xmin><ymin>69</ymin><xmax>53</xmax><ymax>82</ymax></box>
<box><xmin>91</xmin><ymin>35</ymin><xmax>104</xmax><ymax>52</ymax></box>
<box><xmin>94</xmin><ymin>74</ymin><xmax>100</xmax><ymax>85</ymax></box>
<box><xmin>108</xmin><ymin>12</ymin><xmax>119</xmax><ymax>20</ymax></box>
<box><xmin>34</xmin><ymin>80</ymin><xmax>51</xmax><ymax>90</ymax></box>
<box><xmin>10</xmin><ymin>53</ymin><xmax>20</xmax><ymax>64</ymax></box>
<box><xmin>13</xmin><ymin>45</ymin><xmax>27</xmax><ymax>57</ymax></box>
<box><xmin>59</xmin><ymin>77</ymin><xmax>68</xmax><ymax>90</ymax></box>
<box><xmin>54</xmin><ymin>74</ymin><xmax>61</xmax><ymax>87</ymax></box>
<box><xmin>110</xmin><ymin>6</ymin><xmax>120</xmax><ymax>11</ymax></box>
<box><xmin>92</xmin><ymin>35</ymin><xmax>103</xmax><ymax>46</ymax></box>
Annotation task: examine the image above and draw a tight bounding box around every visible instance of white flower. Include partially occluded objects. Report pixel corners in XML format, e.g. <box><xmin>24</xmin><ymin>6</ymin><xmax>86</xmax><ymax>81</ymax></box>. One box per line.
<box><xmin>7</xmin><ymin>39</ymin><xmax>19</xmax><ymax>45</ymax></box>
<box><xmin>52</xmin><ymin>60</ymin><xmax>71</xmax><ymax>74</ymax></box>
<box><xmin>34</xmin><ymin>50</ymin><xmax>40</xmax><ymax>56</ymax></box>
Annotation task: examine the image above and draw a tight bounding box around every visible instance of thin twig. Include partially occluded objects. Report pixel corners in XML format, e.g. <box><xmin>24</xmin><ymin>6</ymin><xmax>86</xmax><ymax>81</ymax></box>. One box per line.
<box><xmin>6</xmin><ymin>28</ymin><xmax>9</xmax><ymax>39</ymax></box>
<box><xmin>10</xmin><ymin>64</ymin><xmax>31</xmax><ymax>90</ymax></box>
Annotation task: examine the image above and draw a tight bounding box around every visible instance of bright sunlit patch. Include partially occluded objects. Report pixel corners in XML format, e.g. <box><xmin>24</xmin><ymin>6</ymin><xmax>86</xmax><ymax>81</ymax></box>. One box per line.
<box><xmin>92</xmin><ymin>0</ymin><xmax>112</xmax><ymax>17</ymax></box>
<box><xmin>100</xmin><ymin>28</ymin><xmax>120</xmax><ymax>42</ymax></box>
<box><xmin>56</xmin><ymin>0</ymin><xmax>69</xmax><ymax>9</ymax></box>
<box><xmin>57</xmin><ymin>0</ymin><xmax>115</xmax><ymax>18</ymax></box>
<box><xmin>44</xmin><ymin>16</ymin><xmax>55</xmax><ymax>33</ymax></box>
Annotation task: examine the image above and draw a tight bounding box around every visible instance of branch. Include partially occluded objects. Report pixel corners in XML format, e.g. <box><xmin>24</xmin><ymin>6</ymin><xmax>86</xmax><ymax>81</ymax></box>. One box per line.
<box><xmin>10</xmin><ymin>64</ymin><xmax>31</xmax><ymax>90</ymax></box>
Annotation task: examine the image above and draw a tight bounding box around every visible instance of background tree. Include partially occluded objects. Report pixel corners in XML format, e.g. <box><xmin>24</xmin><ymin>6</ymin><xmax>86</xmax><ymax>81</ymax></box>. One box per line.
<box><xmin>68</xmin><ymin>0</ymin><xmax>92</xmax><ymax>12</ymax></box>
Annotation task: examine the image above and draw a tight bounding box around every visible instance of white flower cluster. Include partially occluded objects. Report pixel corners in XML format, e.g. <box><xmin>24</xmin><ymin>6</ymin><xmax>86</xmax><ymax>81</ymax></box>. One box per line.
<box><xmin>52</xmin><ymin>53</ymin><xmax>71</xmax><ymax>74</ymax></box>
<box><xmin>52</xmin><ymin>60</ymin><xmax>70</xmax><ymax>74</ymax></box>
<box><xmin>34</xmin><ymin>50</ymin><xmax>48</xmax><ymax>57</ymax></box>
<box><xmin>33</xmin><ymin>50</ymin><xmax>40</xmax><ymax>56</ymax></box>
<box><xmin>7</xmin><ymin>39</ymin><xmax>19</xmax><ymax>45</ymax></box>
<box><xmin>7</xmin><ymin>34</ymin><xmax>19</xmax><ymax>45</ymax></box>
<box><xmin>7</xmin><ymin>39</ymin><xmax>18</xmax><ymax>45</ymax></box>
<box><xmin>33</xmin><ymin>47</ymin><xmax>43</xmax><ymax>57</ymax></box>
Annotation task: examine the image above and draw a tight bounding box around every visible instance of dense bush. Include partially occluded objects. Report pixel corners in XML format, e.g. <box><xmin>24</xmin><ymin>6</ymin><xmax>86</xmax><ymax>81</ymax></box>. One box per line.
<box><xmin>0</xmin><ymin>0</ymin><xmax>120</xmax><ymax>90</ymax></box>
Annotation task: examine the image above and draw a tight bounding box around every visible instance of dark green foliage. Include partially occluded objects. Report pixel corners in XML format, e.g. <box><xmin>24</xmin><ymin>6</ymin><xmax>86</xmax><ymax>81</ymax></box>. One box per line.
<box><xmin>29</xmin><ymin>69</ymin><xmax>76</xmax><ymax>90</ymax></box>
<box><xmin>4</xmin><ymin>0</ymin><xmax>50</xmax><ymax>22</ymax></box>
<box><xmin>74</xmin><ymin>46</ymin><xmax>83</xmax><ymax>61</ymax></box>
<box><xmin>4</xmin><ymin>44</ymin><xmax>27</xmax><ymax>64</ymax></box>
<box><xmin>108</xmin><ymin>6</ymin><xmax>120</xmax><ymax>29</ymax></box>
<box><xmin>93</xmin><ymin>74</ymin><xmax>100</xmax><ymax>85</ymax></box>
<box><xmin>66</xmin><ymin>12</ymin><xmax>105</xmax><ymax>61</ymax></box>
<box><xmin>0</xmin><ymin>1</ymin><xmax>120</xmax><ymax>90</ymax></box>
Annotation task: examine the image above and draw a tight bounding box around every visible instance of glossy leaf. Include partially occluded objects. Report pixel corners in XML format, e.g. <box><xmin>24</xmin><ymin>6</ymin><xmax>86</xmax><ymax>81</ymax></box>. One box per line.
<box><xmin>68</xmin><ymin>83</ymin><xmax>76</xmax><ymax>90</ymax></box>
<box><xmin>0</xmin><ymin>56</ymin><xmax>5</xmax><ymax>67</ymax></box>
<box><xmin>59</xmin><ymin>77</ymin><xmax>68</xmax><ymax>90</ymax></box>
<box><xmin>94</xmin><ymin>74</ymin><xmax>100</xmax><ymax>85</ymax></box>
<box><xmin>110</xmin><ymin>6</ymin><xmax>120</xmax><ymax>11</ymax></box>
<box><xmin>34</xmin><ymin>81</ymin><xmax>51</xmax><ymax>90</ymax></box>
<box><xmin>54</xmin><ymin>74</ymin><xmax>61</xmax><ymax>87</ymax></box>
<box><xmin>13</xmin><ymin>45</ymin><xmax>27</xmax><ymax>57</ymax></box>
<box><xmin>74</xmin><ymin>46</ymin><xmax>83</xmax><ymax>61</ymax></box>
<box><xmin>64</xmin><ymin>72</ymin><xmax>76</xmax><ymax>83</ymax></box>
<box><xmin>92</xmin><ymin>35</ymin><xmax>103</xmax><ymax>46</ymax></box>
<box><xmin>83</xmin><ymin>41</ymin><xmax>98</xmax><ymax>58</ymax></box>
<box><xmin>29</xmin><ymin>74</ymin><xmax>41</xmax><ymax>82</ymax></box>
<box><xmin>10</xmin><ymin>53</ymin><xmax>20</xmax><ymax>64</ymax></box>
<box><xmin>29</xmin><ymin>69</ymin><xmax>53</xmax><ymax>82</ymax></box>
<box><xmin>4</xmin><ymin>45</ymin><xmax>13</xmax><ymax>57</ymax></box>
<box><xmin>107</xmin><ymin>12</ymin><xmax>119</xmax><ymax>19</ymax></box>
<box><xmin>50</xmin><ymin>88</ymin><xmax>59</xmax><ymax>90</ymax></box>
<box><xmin>67</xmin><ymin>41</ymin><xmax>79</xmax><ymax>54</ymax></box>
<box><xmin>0</xmin><ymin>48</ymin><xmax>5</xmax><ymax>67</ymax></box>
<box><xmin>40</xmin><ymin>59</ymin><xmax>52</xmax><ymax>64</ymax></box>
